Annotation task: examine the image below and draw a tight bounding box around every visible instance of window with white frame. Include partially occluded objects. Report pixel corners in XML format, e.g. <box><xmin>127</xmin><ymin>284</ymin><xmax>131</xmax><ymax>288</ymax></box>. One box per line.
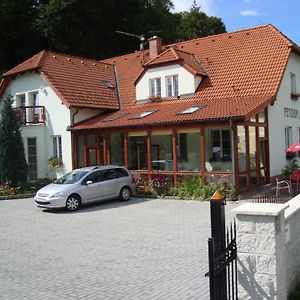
<box><xmin>149</xmin><ymin>78</ymin><xmax>161</xmax><ymax>97</ymax></box>
<box><xmin>27</xmin><ymin>137</ymin><xmax>37</xmax><ymax>181</ymax></box>
<box><xmin>291</xmin><ymin>73</ymin><xmax>297</xmax><ymax>95</ymax></box>
<box><xmin>285</xmin><ymin>126</ymin><xmax>292</xmax><ymax>148</ymax></box>
<box><xmin>166</xmin><ymin>75</ymin><xmax>178</xmax><ymax>97</ymax></box>
<box><xmin>53</xmin><ymin>136</ymin><xmax>62</xmax><ymax>158</ymax></box>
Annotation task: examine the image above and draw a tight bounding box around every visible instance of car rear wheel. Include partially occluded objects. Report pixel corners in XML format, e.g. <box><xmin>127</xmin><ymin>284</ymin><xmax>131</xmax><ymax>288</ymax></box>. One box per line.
<box><xmin>66</xmin><ymin>195</ymin><xmax>81</xmax><ymax>211</ymax></box>
<box><xmin>119</xmin><ymin>186</ymin><xmax>131</xmax><ymax>201</ymax></box>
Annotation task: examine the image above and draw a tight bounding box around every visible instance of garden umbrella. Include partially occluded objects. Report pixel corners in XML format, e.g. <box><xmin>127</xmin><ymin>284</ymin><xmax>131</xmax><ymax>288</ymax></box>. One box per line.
<box><xmin>286</xmin><ymin>142</ymin><xmax>300</xmax><ymax>152</ymax></box>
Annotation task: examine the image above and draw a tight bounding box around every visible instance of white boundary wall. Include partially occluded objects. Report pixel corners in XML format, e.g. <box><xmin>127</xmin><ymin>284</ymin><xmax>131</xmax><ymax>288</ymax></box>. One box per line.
<box><xmin>233</xmin><ymin>196</ymin><xmax>300</xmax><ymax>299</ymax></box>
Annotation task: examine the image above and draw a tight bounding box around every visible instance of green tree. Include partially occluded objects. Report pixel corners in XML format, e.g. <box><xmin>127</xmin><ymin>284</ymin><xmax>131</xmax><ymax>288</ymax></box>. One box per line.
<box><xmin>175</xmin><ymin>1</ymin><xmax>226</xmax><ymax>41</ymax></box>
<box><xmin>0</xmin><ymin>0</ymin><xmax>46</xmax><ymax>73</ymax></box>
<box><xmin>0</xmin><ymin>95</ymin><xmax>28</xmax><ymax>184</ymax></box>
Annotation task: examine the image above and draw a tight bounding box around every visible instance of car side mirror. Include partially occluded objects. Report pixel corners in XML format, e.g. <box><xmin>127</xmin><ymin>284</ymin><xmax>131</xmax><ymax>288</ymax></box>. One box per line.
<box><xmin>83</xmin><ymin>180</ymin><xmax>93</xmax><ymax>185</ymax></box>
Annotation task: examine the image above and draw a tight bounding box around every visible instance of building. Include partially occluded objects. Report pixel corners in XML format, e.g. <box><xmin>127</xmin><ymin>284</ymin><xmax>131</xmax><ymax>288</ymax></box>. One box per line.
<box><xmin>1</xmin><ymin>25</ymin><xmax>300</xmax><ymax>193</ymax></box>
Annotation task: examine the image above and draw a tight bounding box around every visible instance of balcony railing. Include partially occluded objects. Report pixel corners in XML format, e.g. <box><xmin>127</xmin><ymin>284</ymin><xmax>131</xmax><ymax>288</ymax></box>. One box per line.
<box><xmin>15</xmin><ymin>106</ymin><xmax>46</xmax><ymax>125</ymax></box>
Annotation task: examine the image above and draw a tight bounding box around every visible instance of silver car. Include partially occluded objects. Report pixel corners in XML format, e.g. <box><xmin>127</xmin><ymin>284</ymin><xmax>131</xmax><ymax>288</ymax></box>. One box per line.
<box><xmin>34</xmin><ymin>165</ymin><xmax>136</xmax><ymax>211</ymax></box>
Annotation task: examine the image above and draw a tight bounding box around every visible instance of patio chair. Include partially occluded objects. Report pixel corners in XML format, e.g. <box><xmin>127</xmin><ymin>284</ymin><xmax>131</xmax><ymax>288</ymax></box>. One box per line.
<box><xmin>276</xmin><ymin>178</ymin><xmax>292</xmax><ymax>196</ymax></box>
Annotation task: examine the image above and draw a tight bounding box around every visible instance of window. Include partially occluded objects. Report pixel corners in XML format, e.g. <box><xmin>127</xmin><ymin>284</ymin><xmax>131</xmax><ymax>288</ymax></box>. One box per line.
<box><xmin>17</xmin><ymin>94</ymin><xmax>26</xmax><ymax>107</ymax></box>
<box><xmin>166</xmin><ymin>75</ymin><xmax>178</xmax><ymax>97</ymax></box>
<box><xmin>53</xmin><ymin>136</ymin><xmax>62</xmax><ymax>158</ymax></box>
<box><xmin>178</xmin><ymin>104</ymin><xmax>206</xmax><ymax>115</ymax></box>
<box><xmin>29</xmin><ymin>92</ymin><xmax>39</xmax><ymax>122</ymax></box>
<box><xmin>177</xmin><ymin>131</ymin><xmax>201</xmax><ymax>171</ymax></box>
<box><xmin>102</xmin><ymin>80</ymin><xmax>114</xmax><ymax>89</ymax></box>
<box><xmin>149</xmin><ymin>78</ymin><xmax>161</xmax><ymax>97</ymax></box>
<box><xmin>130</xmin><ymin>110</ymin><xmax>158</xmax><ymax>119</ymax></box>
<box><xmin>291</xmin><ymin>73</ymin><xmax>297</xmax><ymax>95</ymax></box>
<box><xmin>285</xmin><ymin>126</ymin><xmax>292</xmax><ymax>148</ymax></box>
<box><xmin>103</xmin><ymin>112</ymin><xmax>130</xmax><ymax>122</ymax></box>
<box><xmin>211</xmin><ymin>129</ymin><xmax>231</xmax><ymax>161</ymax></box>
<box><xmin>27</xmin><ymin>138</ymin><xmax>37</xmax><ymax>181</ymax></box>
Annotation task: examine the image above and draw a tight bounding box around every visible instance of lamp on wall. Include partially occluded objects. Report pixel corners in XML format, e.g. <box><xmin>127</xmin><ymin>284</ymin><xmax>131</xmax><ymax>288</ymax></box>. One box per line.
<box><xmin>41</xmin><ymin>87</ymin><xmax>47</xmax><ymax>95</ymax></box>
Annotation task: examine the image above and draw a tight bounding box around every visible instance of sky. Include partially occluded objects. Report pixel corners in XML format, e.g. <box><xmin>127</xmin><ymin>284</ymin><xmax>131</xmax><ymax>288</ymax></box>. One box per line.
<box><xmin>172</xmin><ymin>0</ymin><xmax>300</xmax><ymax>45</ymax></box>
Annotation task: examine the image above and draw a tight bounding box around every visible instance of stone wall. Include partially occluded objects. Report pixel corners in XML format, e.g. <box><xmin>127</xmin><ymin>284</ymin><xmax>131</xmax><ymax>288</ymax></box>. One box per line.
<box><xmin>233</xmin><ymin>195</ymin><xmax>300</xmax><ymax>299</ymax></box>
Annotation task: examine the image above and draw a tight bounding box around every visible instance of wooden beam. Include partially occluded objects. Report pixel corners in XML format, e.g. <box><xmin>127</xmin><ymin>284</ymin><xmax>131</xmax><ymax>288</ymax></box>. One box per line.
<box><xmin>147</xmin><ymin>130</ymin><xmax>152</xmax><ymax>181</ymax></box>
<box><xmin>172</xmin><ymin>129</ymin><xmax>177</xmax><ymax>186</ymax></box>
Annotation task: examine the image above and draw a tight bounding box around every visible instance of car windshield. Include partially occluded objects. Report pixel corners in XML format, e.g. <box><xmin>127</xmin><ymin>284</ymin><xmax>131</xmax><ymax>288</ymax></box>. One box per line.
<box><xmin>54</xmin><ymin>170</ymin><xmax>89</xmax><ymax>184</ymax></box>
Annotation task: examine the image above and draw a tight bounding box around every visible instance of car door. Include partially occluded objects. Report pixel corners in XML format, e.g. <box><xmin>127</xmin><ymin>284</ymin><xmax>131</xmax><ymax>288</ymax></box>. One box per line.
<box><xmin>100</xmin><ymin>169</ymin><xmax>119</xmax><ymax>199</ymax></box>
<box><xmin>80</xmin><ymin>171</ymin><xmax>103</xmax><ymax>203</ymax></box>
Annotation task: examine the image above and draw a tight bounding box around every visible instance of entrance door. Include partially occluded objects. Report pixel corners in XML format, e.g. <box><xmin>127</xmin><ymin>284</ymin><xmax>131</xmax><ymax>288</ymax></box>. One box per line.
<box><xmin>87</xmin><ymin>148</ymin><xmax>97</xmax><ymax>166</ymax></box>
<box><xmin>85</xmin><ymin>135</ymin><xmax>104</xmax><ymax>167</ymax></box>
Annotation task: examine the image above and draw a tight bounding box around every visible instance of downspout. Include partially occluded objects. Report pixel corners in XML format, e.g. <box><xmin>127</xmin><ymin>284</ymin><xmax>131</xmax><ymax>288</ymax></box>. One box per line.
<box><xmin>71</xmin><ymin>107</ymin><xmax>79</xmax><ymax>127</ymax></box>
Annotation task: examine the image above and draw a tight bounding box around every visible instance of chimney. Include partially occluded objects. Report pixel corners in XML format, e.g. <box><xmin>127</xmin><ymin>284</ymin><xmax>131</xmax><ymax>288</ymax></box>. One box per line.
<box><xmin>148</xmin><ymin>36</ymin><xmax>162</xmax><ymax>60</ymax></box>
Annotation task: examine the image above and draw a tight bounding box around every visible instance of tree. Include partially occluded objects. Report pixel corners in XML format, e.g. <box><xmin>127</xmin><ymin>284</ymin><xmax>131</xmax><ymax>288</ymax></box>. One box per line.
<box><xmin>0</xmin><ymin>95</ymin><xmax>28</xmax><ymax>184</ymax></box>
<box><xmin>175</xmin><ymin>1</ymin><xmax>226</xmax><ymax>41</ymax></box>
<box><xmin>0</xmin><ymin>0</ymin><xmax>46</xmax><ymax>73</ymax></box>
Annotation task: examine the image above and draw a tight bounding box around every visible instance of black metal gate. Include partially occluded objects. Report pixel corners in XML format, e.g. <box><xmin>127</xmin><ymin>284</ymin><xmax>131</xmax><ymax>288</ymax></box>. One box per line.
<box><xmin>205</xmin><ymin>194</ymin><xmax>238</xmax><ymax>300</ymax></box>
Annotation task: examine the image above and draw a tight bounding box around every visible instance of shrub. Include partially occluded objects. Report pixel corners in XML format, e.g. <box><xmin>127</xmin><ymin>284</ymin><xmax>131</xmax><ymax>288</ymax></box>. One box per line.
<box><xmin>282</xmin><ymin>159</ymin><xmax>299</xmax><ymax>179</ymax></box>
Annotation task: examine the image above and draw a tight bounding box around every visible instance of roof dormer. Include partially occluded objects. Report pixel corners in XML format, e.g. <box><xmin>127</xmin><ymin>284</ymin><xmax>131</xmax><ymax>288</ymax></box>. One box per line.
<box><xmin>135</xmin><ymin>47</ymin><xmax>207</xmax><ymax>103</ymax></box>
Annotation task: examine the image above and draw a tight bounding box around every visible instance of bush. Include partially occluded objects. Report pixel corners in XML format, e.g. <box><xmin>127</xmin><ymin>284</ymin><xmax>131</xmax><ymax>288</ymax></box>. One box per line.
<box><xmin>282</xmin><ymin>159</ymin><xmax>299</xmax><ymax>179</ymax></box>
<box><xmin>136</xmin><ymin>175</ymin><xmax>236</xmax><ymax>201</ymax></box>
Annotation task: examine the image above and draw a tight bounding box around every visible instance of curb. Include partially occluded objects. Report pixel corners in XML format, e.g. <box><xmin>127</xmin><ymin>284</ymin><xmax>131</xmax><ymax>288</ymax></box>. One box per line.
<box><xmin>0</xmin><ymin>193</ymin><xmax>35</xmax><ymax>201</ymax></box>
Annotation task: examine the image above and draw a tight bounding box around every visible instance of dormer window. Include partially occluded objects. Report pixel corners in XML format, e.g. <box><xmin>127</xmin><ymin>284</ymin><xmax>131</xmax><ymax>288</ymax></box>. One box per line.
<box><xmin>166</xmin><ymin>75</ymin><xmax>178</xmax><ymax>97</ymax></box>
<box><xmin>149</xmin><ymin>78</ymin><xmax>161</xmax><ymax>97</ymax></box>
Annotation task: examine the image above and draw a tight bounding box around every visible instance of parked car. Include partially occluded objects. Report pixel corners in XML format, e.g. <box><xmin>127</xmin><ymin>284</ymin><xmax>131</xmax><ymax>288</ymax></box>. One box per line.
<box><xmin>34</xmin><ymin>165</ymin><xmax>136</xmax><ymax>211</ymax></box>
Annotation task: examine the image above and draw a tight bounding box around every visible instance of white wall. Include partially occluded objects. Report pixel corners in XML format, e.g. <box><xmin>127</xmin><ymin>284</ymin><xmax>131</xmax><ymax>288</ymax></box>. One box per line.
<box><xmin>70</xmin><ymin>107</ymin><xmax>103</xmax><ymax>124</ymax></box>
<box><xmin>4</xmin><ymin>72</ymin><xmax>72</xmax><ymax>178</ymax></box>
<box><xmin>136</xmin><ymin>64</ymin><xmax>201</xmax><ymax>101</ymax></box>
<box><xmin>268</xmin><ymin>52</ymin><xmax>300</xmax><ymax>176</ymax></box>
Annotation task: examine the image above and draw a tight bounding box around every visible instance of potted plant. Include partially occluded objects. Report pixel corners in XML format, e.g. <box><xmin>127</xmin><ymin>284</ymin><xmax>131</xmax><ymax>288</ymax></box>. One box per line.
<box><xmin>48</xmin><ymin>157</ymin><xmax>63</xmax><ymax>168</ymax></box>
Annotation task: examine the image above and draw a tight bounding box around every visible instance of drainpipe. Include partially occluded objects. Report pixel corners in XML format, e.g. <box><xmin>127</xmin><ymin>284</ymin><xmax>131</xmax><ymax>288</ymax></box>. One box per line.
<box><xmin>71</xmin><ymin>107</ymin><xmax>79</xmax><ymax>127</ymax></box>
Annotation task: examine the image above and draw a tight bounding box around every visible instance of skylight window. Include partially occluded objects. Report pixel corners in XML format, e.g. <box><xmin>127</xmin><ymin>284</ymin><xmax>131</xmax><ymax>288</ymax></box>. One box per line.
<box><xmin>102</xmin><ymin>80</ymin><xmax>114</xmax><ymax>89</ymax></box>
<box><xmin>103</xmin><ymin>112</ymin><xmax>130</xmax><ymax>122</ymax></box>
<box><xmin>130</xmin><ymin>109</ymin><xmax>158</xmax><ymax>119</ymax></box>
<box><xmin>177</xmin><ymin>104</ymin><xmax>206</xmax><ymax>115</ymax></box>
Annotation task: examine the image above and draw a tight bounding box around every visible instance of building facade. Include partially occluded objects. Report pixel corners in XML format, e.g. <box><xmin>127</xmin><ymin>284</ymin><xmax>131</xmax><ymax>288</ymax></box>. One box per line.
<box><xmin>1</xmin><ymin>25</ymin><xmax>300</xmax><ymax>193</ymax></box>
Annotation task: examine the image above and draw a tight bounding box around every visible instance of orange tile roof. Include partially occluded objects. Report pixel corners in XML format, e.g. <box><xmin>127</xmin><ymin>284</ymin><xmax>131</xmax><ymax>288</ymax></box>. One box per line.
<box><xmin>2</xmin><ymin>51</ymin><xmax>119</xmax><ymax>109</ymax></box>
<box><xmin>73</xmin><ymin>94</ymin><xmax>275</xmax><ymax>130</ymax></box>
<box><xmin>134</xmin><ymin>47</ymin><xmax>206</xmax><ymax>84</ymax></box>
<box><xmin>88</xmin><ymin>24</ymin><xmax>294</xmax><ymax>129</ymax></box>
<box><xmin>145</xmin><ymin>47</ymin><xmax>205</xmax><ymax>75</ymax></box>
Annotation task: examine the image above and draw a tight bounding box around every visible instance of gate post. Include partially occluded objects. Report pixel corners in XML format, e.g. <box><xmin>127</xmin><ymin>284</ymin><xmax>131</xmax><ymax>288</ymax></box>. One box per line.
<box><xmin>210</xmin><ymin>191</ymin><xmax>227</xmax><ymax>299</ymax></box>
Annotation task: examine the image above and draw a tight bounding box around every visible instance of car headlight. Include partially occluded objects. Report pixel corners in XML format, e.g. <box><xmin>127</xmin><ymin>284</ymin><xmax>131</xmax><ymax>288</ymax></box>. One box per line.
<box><xmin>50</xmin><ymin>192</ymin><xmax>65</xmax><ymax>198</ymax></box>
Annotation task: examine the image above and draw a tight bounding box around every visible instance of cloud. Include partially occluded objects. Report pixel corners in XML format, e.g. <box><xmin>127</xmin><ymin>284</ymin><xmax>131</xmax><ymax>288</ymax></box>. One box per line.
<box><xmin>198</xmin><ymin>0</ymin><xmax>217</xmax><ymax>16</ymax></box>
<box><xmin>240</xmin><ymin>10</ymin><xmax>259</xmax><ymax>16</ymax></box>
<box><xmin>172</xmin><ymin>0</ymin><xmax>217</xmax><ymax>16</ymax></box>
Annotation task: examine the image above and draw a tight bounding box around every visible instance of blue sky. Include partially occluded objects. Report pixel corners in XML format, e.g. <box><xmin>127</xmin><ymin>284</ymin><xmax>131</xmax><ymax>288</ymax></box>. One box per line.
<box><xmin>172</xmin><ymin>0</ymin><xmax>300</xmax><ymax>45</ymax></box>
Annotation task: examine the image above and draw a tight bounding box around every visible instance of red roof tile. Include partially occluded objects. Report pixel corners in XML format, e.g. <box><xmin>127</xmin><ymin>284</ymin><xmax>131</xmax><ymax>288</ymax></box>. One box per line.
<box><xmin>134</xmin><ymin>47</ymin><xmax>206</xmax><ymax>84</ymax></box>
<box><xmin>145</xmin><ymin>47</ymin><xmax>205</xmax><ymax>75</ymax></box>
<box><xmin>73</xmin><ymin>94</ymin><xmax>275</xmax><ymax>130</ymax></box>
<box><xmin>93</xmin><ymin>24</ymin><xmax>294</xmax><ymax>128</ymax></box>
<box><xmin>3</xmin><ymin>51</ymin><xmax>119</xmax><ymax>109</ymax></box>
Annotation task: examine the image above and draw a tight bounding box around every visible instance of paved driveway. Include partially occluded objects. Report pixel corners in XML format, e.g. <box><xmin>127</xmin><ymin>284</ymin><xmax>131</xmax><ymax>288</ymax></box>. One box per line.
<box><xmin>0</xmin><ymin>197</ymin><xmax>238</xmax><ymax>299</ymax></box>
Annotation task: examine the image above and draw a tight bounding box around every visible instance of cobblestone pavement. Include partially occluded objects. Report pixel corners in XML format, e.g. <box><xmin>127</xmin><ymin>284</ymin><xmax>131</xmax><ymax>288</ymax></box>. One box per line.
<box><xmin>0</xmin><ymin>197</ymin><xmax>239</xmax><ymax>300</ymax></box>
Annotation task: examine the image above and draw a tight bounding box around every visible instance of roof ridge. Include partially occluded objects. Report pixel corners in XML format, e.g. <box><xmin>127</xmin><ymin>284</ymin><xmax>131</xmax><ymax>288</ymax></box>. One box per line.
<box><xmin>170</xmin><ymin>47</ymin><xmax>180</xmax><ymax>59</ymax></box>
<box><xmin>45</xmin><ymin>50</ymin><xmax>114</xmax><ymax>66</ymax></box>
<box><xmin>35</xmin><ymin>50</ymin><xmax>47</xmax><ymax>68</ymax></box>
<box><xmin>169</xmin><ymin>24</ymin><xmax>273</xmax><ymax>48</ymax></box>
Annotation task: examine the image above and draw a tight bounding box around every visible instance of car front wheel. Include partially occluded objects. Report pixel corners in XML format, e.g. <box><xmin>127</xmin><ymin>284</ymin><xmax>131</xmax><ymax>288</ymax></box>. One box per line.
<box><xmin>66</xmin><ymin>195</ymin><xmax>81</xmax><ymax>211</ymax></box>
<box><xmin>119</xmin><ymin>186</ymin><xmax>131</xmax><ymax>201</ymax></box>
